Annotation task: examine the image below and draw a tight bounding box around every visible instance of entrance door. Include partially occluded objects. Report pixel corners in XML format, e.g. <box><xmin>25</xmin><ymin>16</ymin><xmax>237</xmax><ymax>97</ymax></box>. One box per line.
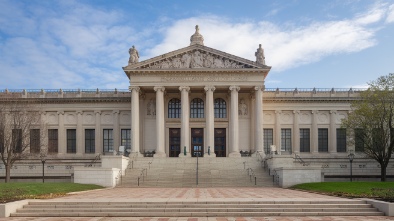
<box><xmin>169</xmin><ymin>128</ymin><xmax>180</xmax><ymax>157</ymax></box>
<box><xmin>191</xmin><ymin>128</ymin><xmax>204</xmax><ymax>157</ymax></box>
<box><xmin>214</xmin><ymin>128</ymin><xmax>226</xmax><ymax>157</ymax></box>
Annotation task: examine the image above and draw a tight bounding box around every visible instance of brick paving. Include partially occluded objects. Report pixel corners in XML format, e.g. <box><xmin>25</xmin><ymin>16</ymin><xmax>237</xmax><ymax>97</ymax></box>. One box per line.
<box><xmin>2</xmin><ymin>187</ymin><xmax>394</xmax><ymax>221</ymax></box>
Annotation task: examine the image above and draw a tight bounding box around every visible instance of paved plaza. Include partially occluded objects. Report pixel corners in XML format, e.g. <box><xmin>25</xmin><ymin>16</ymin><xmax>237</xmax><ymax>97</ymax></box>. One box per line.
<box><xmin>1</xmin><ymin>187</ymin><xmax>393</xmax><ymax>220</ymax></box>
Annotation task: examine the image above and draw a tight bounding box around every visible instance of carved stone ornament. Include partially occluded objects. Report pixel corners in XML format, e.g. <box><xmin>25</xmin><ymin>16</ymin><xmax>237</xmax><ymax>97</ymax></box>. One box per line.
<box><xmin>147</xmin><ymin>99</ymin><xmax>156</xmax><ymax>116</ymax></box>
<box><xmin>137</xmin><ymin>49</ymin><xmax>254</xmax><ymax>70</ymax></box>
<box><xmin>238</xmin><ymin>99</ymin><xmax>248</xmax><ymax>116</ymax></box>
<box><xmin>255</xmin><ymin>44</ymin><xmax>265</xmax><ymax>65</ymax></box>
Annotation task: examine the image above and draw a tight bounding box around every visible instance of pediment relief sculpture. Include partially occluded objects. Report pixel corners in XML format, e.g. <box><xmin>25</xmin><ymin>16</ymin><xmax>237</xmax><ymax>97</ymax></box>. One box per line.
<box><xmin>135</xmin><ymin>49</ymin><xmax>256</xmax><ymax>70</ymax></box>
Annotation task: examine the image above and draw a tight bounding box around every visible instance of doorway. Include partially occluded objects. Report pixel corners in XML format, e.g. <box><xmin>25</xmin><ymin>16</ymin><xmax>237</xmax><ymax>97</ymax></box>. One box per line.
<box><xmin>191</xmin><ymin>128</ymin><xmax>204</xmax><ymax>157</ymax></box>
<box><xmin>214</xmin><ymin>128</ymin><xmax>226</xmax><ymax>157</ymax></box>
<box><xmin>169</xmin><ymin>128</ymin><xmax>180</xmax><ymax>157</ymax></box>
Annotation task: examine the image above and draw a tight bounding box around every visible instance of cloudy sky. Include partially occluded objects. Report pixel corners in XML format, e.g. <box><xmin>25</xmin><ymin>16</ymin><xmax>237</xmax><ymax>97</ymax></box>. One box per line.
<box><xmin>0</xmin><ymin>0</ymin><xmax>393</xmax><ymax>90</ymax></box>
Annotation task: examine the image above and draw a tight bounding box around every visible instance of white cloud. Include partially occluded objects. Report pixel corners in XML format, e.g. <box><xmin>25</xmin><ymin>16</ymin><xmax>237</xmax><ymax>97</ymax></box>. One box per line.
<box><xmin>144</xmin><ymin>3</ymin><xmax>392</xmax><ymax>72</ymax></box>
<box><xmin>386</xmin><ymin>4</ymin><xmax>394</xmax><ymax>23</ymax></box>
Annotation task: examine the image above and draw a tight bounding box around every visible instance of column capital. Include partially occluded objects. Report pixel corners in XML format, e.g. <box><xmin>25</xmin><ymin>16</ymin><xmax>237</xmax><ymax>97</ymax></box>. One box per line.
<box><xmin>129</xmin><ymin>86</ymin><xmax>140</xmax><ymax>92</ymax></box>
<box><xmin>254</xmin><ymin>85</ymin><xmax>265</xmax><ymax>91</ymax></box>
<box><xmin>112</xmin><ymin>110</ymin><xmax>120</xmax><ymax>114</ymax></box>
<box><xmin>312</xmin><ymin>110</ymin><xmax>319</xmax><ymax>114</ymax></box>
<box><xmin>154</xmin><ymin>86</ymin><xmax>165</xmax><ymax>92</ymax></box>
<box><xmin>330</xmin><ymin>110</ymin><xmax>337</xmax><ymax>114</ymax></box>
<box><xmin>293</xmin><ymin>110</ymin><xmax>300</xmax><ymax>114</ymax></box>
<box><xmin>275</xmin><ymin>110</ymin><xmax>282</xmax><ymax>114</ymax></box>
<box><xmin>204</xmin><ymin>85</ymin><xmax>216</xmax><ymax>92</ymax></box>
<box><xmin>179</xmin><ymin>86</ymin><xmax>190</xmax><ymax>92</ymax></box>
<box><xmin>76</xmin><ymin>110</ymin><xmax>83</xmax><ymax>115</ymax></box>
<box><xmin>57</xmin><ymin>111</ymin><xmax>64</xmax><ymax>115</ymax></box>
<box><xmin>94</xmin><ymin>110</ymin><xmax>101</xmax><ymax>115</ymax></box>
<box><xmin>39</xmin><ymin>111</ymin><xmax>46</xmax><ymax>115</ymax></box>
<box><xmin>229</xmin><ymin>85</ymin><xmax>240</xmax><ymax>92</ymax></box>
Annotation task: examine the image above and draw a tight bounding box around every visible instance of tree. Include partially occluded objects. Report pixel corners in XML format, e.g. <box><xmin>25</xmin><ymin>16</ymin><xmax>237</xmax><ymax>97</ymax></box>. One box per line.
<box><xmin>342</xmin><ymin>73</ymin><xmax>394</xmax><ymax>181</ymax></box>
<box><xmin>0</xmin><ymin>99</ymin><xmax>45</xmax><ymax>182</ymax></box>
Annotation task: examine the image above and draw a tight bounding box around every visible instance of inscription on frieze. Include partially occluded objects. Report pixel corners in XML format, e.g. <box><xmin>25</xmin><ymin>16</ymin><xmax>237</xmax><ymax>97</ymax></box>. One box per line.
<box><xmin>160</xmin><ymin>73</ymin><xmax>249</xmax><ymax>82</ymax></box>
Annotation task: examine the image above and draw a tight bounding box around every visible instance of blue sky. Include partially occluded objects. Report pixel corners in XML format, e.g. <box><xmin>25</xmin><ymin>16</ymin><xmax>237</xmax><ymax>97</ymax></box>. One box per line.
<box><xmin>0</xmin><ymin>0</ymin><xmax>393</xmax><ymax>89</ymax></box>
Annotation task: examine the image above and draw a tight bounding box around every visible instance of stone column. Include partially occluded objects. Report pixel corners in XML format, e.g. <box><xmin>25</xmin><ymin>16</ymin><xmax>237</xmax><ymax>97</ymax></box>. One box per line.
<box><xmin>311</xmin><ymin>110</ymin><xmax>319</xmax><ymax>153</ymax></box>
<box><xmin>204</xmin><ymin>85</ymin><xmax>216</xmax><ymax>157</ymax></box>
<box><xmin>250</xmin><ymin>94</ymin><xmax>255</xmax><ymax>153</ymax></box>
<box><xmin>275</xmin><ymin>110</ymin><xmax>281</xmax><ymax>153</ymax></box>
<box><xmin>229</xmin><ymin>86</ymin><xmax>241</xmax><ymax>157</ymax></box>
<box><xmin>57</xmin><ymin>111</ymin><xmax>66</xmax><ymax>154</ymax></box>
<box><xmin>154</xmin><ymin>86</ymin><xmax>166</xmax><ymax>157</ymax></box>
<box><xmin>94</xmin><ymin>111</ymin><xmax>101</xmax><ymax>154</ymax></box>
<box><xmin>293</xmin><ymin>110</ymin><xmax>300</xmax><ymax>154</ymax></box>
<box><xmin>254</xmin><ymin>86</ymin><xmax>264</xmax><ymax>157</ymax></box>
<box><xmin>40</xmin><ymin>112</ymin><xmax>48</xmax><ymax>154</ymax></box>
<box><xmin>130</xmin><ymin>86</ymin><xmax>142</xmax><ymax>156</ymax></box>
<box><xmin>329</xmin><ymin>110</ymin><xmax>337</xmax><ymax>153</ymax></box>
<box><xmin>179</xmin><ymin>86</ymin><xmax>190</xmax><ymax>157</ymax></box>
<box><xmin>76</xmin><ymin>111</ymin><xmax>83</xmax><ymax>154</ymax></box>
<box><xmin>113</xmin><ymin>110</ymin><xmax>120</xmax><ymax>153</ymax></box>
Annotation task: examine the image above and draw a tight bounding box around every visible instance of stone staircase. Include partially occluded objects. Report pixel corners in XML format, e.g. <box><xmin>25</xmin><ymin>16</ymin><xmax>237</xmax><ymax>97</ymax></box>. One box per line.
<box><xmin>11</xmin><ymin>200</ymin><xmax>384</xmax><ymax>217</ymax></box>
<box><xmin>117</xmin><ymin>156</ymin><xmax>273</xmax><ymax>187</ymax></box>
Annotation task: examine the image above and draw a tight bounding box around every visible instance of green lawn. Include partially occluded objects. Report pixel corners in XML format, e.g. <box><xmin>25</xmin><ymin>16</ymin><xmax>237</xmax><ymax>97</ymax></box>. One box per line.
<box><xmin>291</xmin><ymin>182</ymin><xmax>394</xmax><ymax>201</ymax></box>
<box><xmin>0</xmin><ymin>183</ymin><xmax>104</xmax><ymax>203</ymax></box>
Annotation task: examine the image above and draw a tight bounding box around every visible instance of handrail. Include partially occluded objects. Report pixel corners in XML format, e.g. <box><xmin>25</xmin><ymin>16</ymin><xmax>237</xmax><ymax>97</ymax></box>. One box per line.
<box><xmin>294</xmin><ymin>154</ymin><xmax>310</xmax><ymax>166</ymax></box>
<box><xmin>270</xmin><ymin>169</ymin><xmax>279</xmax><ymax>186</ymax></box>
<box><xmin>85</xmin><ymin>154</ymin><xmax>101</xmax><ymax>167</ymax></box>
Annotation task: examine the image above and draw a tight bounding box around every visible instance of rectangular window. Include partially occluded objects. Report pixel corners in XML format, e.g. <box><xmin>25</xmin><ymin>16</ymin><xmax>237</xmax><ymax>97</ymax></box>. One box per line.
<box><xmin>12</xmin><ymin>129</ymin><xmax>22</xmax><ymax>153</ymax></box>
<box><xmin>85</xmin><ymin>129</ymin><xmax>95</xmax><ymax>153</ymax></box>
<box><xmin>103</xmin><ymin>129</ymin><xmax>113</xmax><ymax>153</ymax></box>
<box><xmin>121</xmin><ymin>129</ymin><xmax>131</xmax><ymax>151</ymax></box>
<box><xmin>263</xmin><ymin>129</ymin><xmax>273</xmax><ymax>154</ymax></box>
<box><xmin>281</xmin><ymin>129</ymin><xmax>292</xmax><ymax>152</ymax></box>
<box><xmin>336</xmin><ymin>128</ymin><xmax>347</xmax><ymax>152</ymax></box>
<box><xmin>355</xmin><ymin>129</ymin><xmax>364</xmax><ymax>152</ymax></box>
<box><xmin>48</xmin><ymin>129</ymin><xmax>58</xmax><ymax>153</ymax></box>
<box><xmin>299</xmin><ymin>128</ymin><xmax>310</xmax><ymax>152</ymax></box>
<box><xmin>318</xmin><ymin>128</ymin><xmax>328</xmax><ymax>152</ymax></box>
<box><xmin>30</xmin><ymin>129</ymin><xmax>40</xmax><ymax>154</ymax></box>
<box><xmin>67</xmin><ymin>129</ymin><xmax>76</xmax><ymax>153</ymax></box>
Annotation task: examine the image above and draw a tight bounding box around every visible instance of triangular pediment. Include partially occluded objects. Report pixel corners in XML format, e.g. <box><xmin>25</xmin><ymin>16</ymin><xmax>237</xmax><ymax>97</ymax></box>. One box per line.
<box><xmin>123</xmin><ymin>44</ymin><xmax>269</xmax><ymax>71</ymax></box>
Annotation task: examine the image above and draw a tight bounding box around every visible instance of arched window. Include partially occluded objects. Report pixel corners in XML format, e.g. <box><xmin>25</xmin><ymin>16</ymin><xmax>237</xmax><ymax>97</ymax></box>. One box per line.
<box><xmin>214</xmin><ymin>98</ymin><xmax>227</xmax><ymax>118</ymax></box>
<box><xmin>190</xmin><ymin>98</ymin><xmax>204</xmax><ymax>118</ymax></box>
<box><xmin>168</xmin><ymin>98</ymin><xmax>181</xmax><ymax>118</ymax></box>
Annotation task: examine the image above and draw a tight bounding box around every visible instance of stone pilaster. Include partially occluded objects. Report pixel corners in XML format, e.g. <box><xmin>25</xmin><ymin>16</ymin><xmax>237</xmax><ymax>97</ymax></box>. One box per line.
<box><xmin>94</xmin><ymin>111</ymin><xmax>101</xmax><ymax>154</ymax></box>
<box><xmin>329</xmin><ymin>110</ymin><xmax>337</xmax><ymax>153</ymax></box>
<box><xmin>154</xmin><ymin>86</ymin><xmax>166</xmax><ymax>157</ymax></box>
<box><xmin>113</xmin><ymin>110</ymin><xmax>120</xmax><ymax>153</ymax></box>
<box><xmin>229</xmin><ymin>85</ymin><xmax>241</xmax><ymax>157</ymax></box>
<box><xmin>57</xmin><ymin>111</ymin><xmax>65</xmax><ymax>155</ymax></box>
<box><xmin>275</xmin><ymin>110</ymin><xmax>281</xmax><ymax>152</ymax></box>
<box><xmin>204</xmin><ymin>85</ymin><xmax>216</xmax><ymax>157</ymax></box>
<box><xmin>311</xmin><ymin>110</ymin><xmax>319</xmax><ymax>153</ymax></box>
<box><xmin>76</xmin><ymin>111</ymin><xmax>83</xmax><ymax>154</ymax></box>
<box><xmin>179</xmin><ymin>86</ymin><xmax>190</xmax><ymax>157</ymax></box>
<box><xmin>130</xmin><ymin>86</ymin><xmax>142</xmax><ymax>156</ymax></box>
<box><xmin>293</xmin><ymin>110</ymin><xmax>300</xmax><ymax>154</ymax></box>
<box><xmin>254</xmin><ymin>86</ymin><xmax>264</xmax><ymax>157</ymax></box>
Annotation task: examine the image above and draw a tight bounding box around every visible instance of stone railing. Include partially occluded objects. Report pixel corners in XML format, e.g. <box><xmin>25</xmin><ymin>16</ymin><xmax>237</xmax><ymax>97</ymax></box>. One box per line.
<box><xmin>0</xmin><ymin>89</ymin><xmax>130</xmax><ymax>99</ymax></box>
<box><xmin>263</xmin><ymin>88</ymin><xmax>365</xmax><ymax>98</ymax></box>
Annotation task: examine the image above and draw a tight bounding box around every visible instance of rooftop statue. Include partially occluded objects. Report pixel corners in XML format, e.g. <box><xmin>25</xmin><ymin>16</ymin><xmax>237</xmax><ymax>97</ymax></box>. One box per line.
<box><xmin>128</xmin><ymin>45</ymin><xmax>139</xmax><ymax>64</ymax></box>
<box><xmin>255</xmin><ymin>44</ymin><xmax>265</xmax><ymax>65</ymax></box>
<box><xmin>190</xmin><ymin>25</ymin><xmax>204</xmax><ymax>46</ymax></box>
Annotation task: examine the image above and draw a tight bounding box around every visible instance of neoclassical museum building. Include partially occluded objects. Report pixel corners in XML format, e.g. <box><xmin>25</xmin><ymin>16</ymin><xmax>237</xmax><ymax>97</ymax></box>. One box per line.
<box><xmin>0</xmin><ymin>26</ymin><xmax>392</xmax><ymax>182</ymax></box>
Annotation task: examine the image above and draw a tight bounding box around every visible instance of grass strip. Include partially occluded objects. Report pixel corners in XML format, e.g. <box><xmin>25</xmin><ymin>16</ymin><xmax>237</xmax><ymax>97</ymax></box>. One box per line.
<box><xmin>291</xmin><ymin>182</ymin><xmax>394</xmax><ymax>202</ymax></box>
<box><xmin>0</xmin><ymin>183</ymin><xmax>103</xmax><ymax>203</ymax></box>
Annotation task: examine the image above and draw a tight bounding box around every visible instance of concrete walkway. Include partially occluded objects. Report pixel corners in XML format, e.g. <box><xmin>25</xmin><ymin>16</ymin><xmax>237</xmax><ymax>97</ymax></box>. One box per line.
<box><xmin>2</xmin><ymin>187</ymin><xmax>394</xmax><ymax>221</ymax></box>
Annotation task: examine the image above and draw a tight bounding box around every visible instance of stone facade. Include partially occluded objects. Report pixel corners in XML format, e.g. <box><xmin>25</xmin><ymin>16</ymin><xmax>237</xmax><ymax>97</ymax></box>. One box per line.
<box><xmin>0</xmin><ymin>27</ymin><xmax>393</xmax><ymax>182</ymax></box>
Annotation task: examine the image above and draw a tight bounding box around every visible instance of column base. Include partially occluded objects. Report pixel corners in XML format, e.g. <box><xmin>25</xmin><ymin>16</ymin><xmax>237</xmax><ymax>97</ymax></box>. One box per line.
<box><xmin>228</xmin><ymin>152</ymin><xmax>241</xmax><ymax>157</ymax></box>
<box><xmin>179</xmin><ymin>153</ymin><xmax>191</xmax><ymax>157</ymax></box>
<box><xmin>204</xmin><ymin>153</ymin><xmax>216</xmax><ymax>157</ymax></box>
<box><xmin>153</xmin><ymin>152</ymin><xmax>167</xmax><ymax>158</ymax></box>
<box><xmin>129</xmin><ymin>152</ymin><xmax>144</xmax><ymax>158</ymax></box>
